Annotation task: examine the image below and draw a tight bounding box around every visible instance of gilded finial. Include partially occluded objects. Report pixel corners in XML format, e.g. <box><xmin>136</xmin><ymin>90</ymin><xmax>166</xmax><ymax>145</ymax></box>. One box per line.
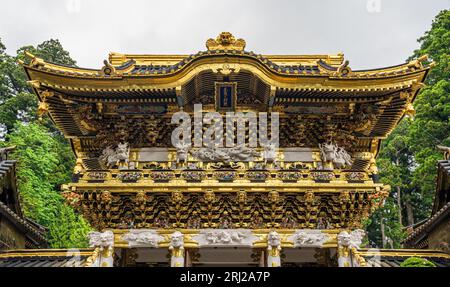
<box><xmin>27</xmin><ymin>80</ymin><xmax>41</xmax><ymax>89</ymax></box>
<box><xmin>206</xmin><ymin>32</ymin><xmax>246</xmax><ymax>51</ymax></box>
<box><xmin>37</xmin><ymin>101</ymin><xmax>49</xmax><ymax>120</ymax></box>
<box><xmin>73</xmin><ymin>158</ymin><xmax>84</xmax><ymax>174</ymax></box>
<box><xmin>407</xmin><ymin>54</ymin><xmax>430</xmax><ymax>70</ymax></box>
<box><xmin>335</xmin><ymin>60</ymin><xmax>352</xmax><ymax>76</ymax></box>
<box><xmin>404</xmin><ymin>102</ymin><xmax>416</xmax><ymax>118</ymax></box>
<box><xmin>24</xmin><ymin>51</ymin><xmax>45</xmax><ymax>68</ymax></box>
<box><xmin>100</xmin><ymin>59</ymin><xmax>116</xmax><ymax>76</ymax></box>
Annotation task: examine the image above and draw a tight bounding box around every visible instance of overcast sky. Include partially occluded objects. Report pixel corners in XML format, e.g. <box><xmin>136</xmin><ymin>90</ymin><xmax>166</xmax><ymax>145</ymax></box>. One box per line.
<box><xmin>0</xmin><ymin>0</ymin><xmax>448</xmax><ymax>70</ymax></box>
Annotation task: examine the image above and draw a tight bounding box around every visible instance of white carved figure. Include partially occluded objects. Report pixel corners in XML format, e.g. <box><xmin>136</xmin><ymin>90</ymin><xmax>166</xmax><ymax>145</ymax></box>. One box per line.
<box><xmin>211</xmin><ymin>230</ymin><xmax>231</xmax><ymax>243</ymax></box>
<box><xmin>337</xmin><ymin>229</ymin><xmax>365</xmax><ymax>267</ymax></box>
<box><xmin>193</xmin><ymin>229</ymin><xmax>258</xmax><ymax>247</ymax></box>
<box><xmin>205</xmin><ymin>230</ymin><xmax>245</xmax><ymax>244</ymax></box>
<box><xmin>170</xmin><ymin>231</ymin><xmax>184</xmax><ymax>248</ymax></box>
<box><xmin>319</xmin><ymin>142</ymin><xmax>353</xmax><ymax>169</ymax></box>
<box><xmin>206</xmin><ymin>230</ymin><xmax>221</xmax><ymax>244</ymax></box>
<box><xmin>88</xmin><ymin>231</ymin><xmax>114</xmax><ymax>248</ymax></box>
<box><xmin>334</xmin><ymin>147</ymin><xmax>353</xmax><ymax>169</ymax></box>
<box><xmin>267</xmin><ymin>231</ymin><xmax>281</xmax><ymax>267</ymax></box>
<box><xmin>169</xmin><ymin>231</ymin><xmax>184</xmax><ymax>267</ymax></box>
<box><xmin>290</xmin><ymin>230</ymin><xmax>330</xmax><ymax>247</ymax></box>
<box><xmin>230</xmin><ymin>231</ymin><xmax>246</xmax><ymax>242</ymax></box>
<box><xmin>100</xmin><ymin>142</ymin><xmax>130</xmax><ymax>168</ymax></box>
<box><xmin>190</xmin><ymin>146</ymin><xmax>259</xmax><ymax>162</ymax></box>
<box><xmin>87</xmin><ymin>231</ymin><xmax>115</xmax><ymax>267</ymax></box>
<box><xmin>122</xmin><ymin>230</ymin><xmax>163</xmax><ymax>248</ymax></box>
<box><xmin>263</xmin><ymin>143</ymin><xmax>277</xmax><ymax>164</ymax></box>
<box><xmin>175</xmin><ymin>142</ymin><xmax>190</xmax><ymax>164</ymax></box>
<box><xmin>214</xmin><ymin>147</ymin><xmax>232</xmax><ymax>160</ymax></box>
<box><xmin>349</xmin><ymin>229</ymin><xmax>365</xmax><ymax>248</ymax></box>
<box><xmin>228</xmin><ymin>145</ymin><xmax>260</xmax><ymax>161</ymax></box>
<box><xmin>319</xmin><ymin>142</ymin><xmax>335</xmax><ymax>163</ymax></box>
<box><xmin>337</xmin><ymin>231</ymin><xmax>352</xmax><ymax>247</ymax></box>
<box><xmin>191</xmin><ymin>147</ymin><xmax>227</xmax><ymax>161</ymax></box>
<box><xmin>337</xmin><ymin>229</ymin><xmax>365</xmax><ymax>249</ymax></box>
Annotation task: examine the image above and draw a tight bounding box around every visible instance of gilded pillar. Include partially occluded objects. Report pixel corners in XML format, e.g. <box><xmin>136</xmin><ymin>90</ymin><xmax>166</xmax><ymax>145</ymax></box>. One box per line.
<box><xmin>337</xmin><ymin>229</ymin><xmax>365</xmax><ymax>267</ymax></box>
<box><xmin>169</xmin><ymin>231</ymin><xmax>185</xmax><ymax>267</ymax></box>
<box><xmin>266</xmin><ymin>231</ymin><xmax>281</xmax><ymax>267</ymax></box>
<box><xmin>87</xmin><ymin>230</ymin><xmax>115</xmax><ymax>267</ymax></box>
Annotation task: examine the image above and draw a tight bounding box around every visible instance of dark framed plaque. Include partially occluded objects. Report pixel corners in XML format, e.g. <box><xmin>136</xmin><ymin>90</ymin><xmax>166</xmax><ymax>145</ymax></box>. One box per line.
<box><xmin>215</xmin><ymin>82</ymin><xmax>237</xmax><ymax>112</ymax></box>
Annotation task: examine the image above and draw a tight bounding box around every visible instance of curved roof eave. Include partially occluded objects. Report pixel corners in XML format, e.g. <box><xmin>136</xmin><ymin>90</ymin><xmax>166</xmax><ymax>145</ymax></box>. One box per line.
<box><xmin>22</xmin><ymin>50</ymin><xmax>432</xmax><ymax>85</ymax></box>
<box><xmin>23</xmin><ymin>57</ymin><xmax>430</xmax><ymax>95</ymax></box>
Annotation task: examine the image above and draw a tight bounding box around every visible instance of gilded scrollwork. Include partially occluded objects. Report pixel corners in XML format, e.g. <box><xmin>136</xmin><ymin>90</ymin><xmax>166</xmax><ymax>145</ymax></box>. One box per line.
<box><xmin>182</xmin><ymin>170</ymin><xmax>206</xmax><ymax>181</ymax></box>
<box><xmin>117</xmin><ymin>171</ymin><xmax>142</xmax><ymax>181</ymax></box>
<box><xmin>150</xmin><ymin>170</ymin><xmax>175</xmax><ymax>181</ymax></box>
<box><xmin>86</xmin><ymin>171</ymin><xmax>107</xmax><ymax>181</ymax></box>
<box><xmin>310</xmin><ymin>171</ymin><xmax>334</xmax><ymax>181</ymax></box>
<box><xmin>277</xmin><ymin>171</ymin><xmax>302</xmax><ymax>181</ymax></box>
<box><xmin>346</xmin><ymin>172</ymin><xmax>366</xmax><ymax>181</ymax></box>
<box><xmin>247</xmin><ymin>170</ymin><xmax>270</xmax><ymax>181</ymax></box>
<box><xmin>213</xmin><ymin>170</ymin><xmax>237</xmax><ymax>181</ymax></box>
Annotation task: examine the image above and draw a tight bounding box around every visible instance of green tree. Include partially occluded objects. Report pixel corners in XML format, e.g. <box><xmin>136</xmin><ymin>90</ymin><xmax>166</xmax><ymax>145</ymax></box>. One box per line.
<box><xmin>17</xmin><ymin>39</ymin><xmax>77</xmax><ymax>67</ymax></box>
<box><xmin>400</xmin><ymin>257</ymin><xmax>436</xmax><ymax>267</ymax></box>
<box><xmin>406</xmin><ymin>10</ymin><xmax>450</xmax><ymax>218</ymax></box>
<box><xmin>0</xmin><ymin>38</ymin><xmax>90</xmax><ymax>248</ymax></box>
<box><xmin>0</xmin><ymin>38</ymin><xmax>77</xmax><ymax>134</ymax></box>
<box><xmin>366</xmin><ymin>10</ymin><xmax>450</xmax><ymax>247</ymax></box>
<box><xmin>3</xmin><ymin>123</ymin><xmax>90</xmax><ymax>248</ymax></box>
<box><xmin>0</xmin><ymin>38</ymin><xmax>28</xmax><ymax>103</ymax></box>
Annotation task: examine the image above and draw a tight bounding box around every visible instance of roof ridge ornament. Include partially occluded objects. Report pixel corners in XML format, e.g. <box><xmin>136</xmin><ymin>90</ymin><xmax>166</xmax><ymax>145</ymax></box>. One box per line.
<box><xmin>24</xmin><ymin>51</ymin><xmax>45</xmax><ymax>68</ymax></box>
<box><xmin>407</xmin><ymin>54</ymin><xmax>430</xmax><ymax>70</ymax></box>
<box><xmin>206</xmin><ymin>32</ymin><xmax>246</xmax><ymax>51</ymax></box>
<box><xmin>100</xmin><ymin>59</ymin><xmax>116</xmax><ymax>76</ymax></box>
<box><xmin>334</xmin><ymin>60</ymin><xmax>352</xmax><ymax>76</ymax></box>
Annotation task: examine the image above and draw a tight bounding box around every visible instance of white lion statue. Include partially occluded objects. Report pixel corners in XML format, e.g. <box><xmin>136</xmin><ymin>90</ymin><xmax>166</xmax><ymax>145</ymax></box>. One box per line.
<box><xmin>319</xmin><ymin>142</ymin><xmax>353</xmax><ymax>169</ymax></box>
<box><xmin>100</xmin><ymin>142</ymin><xmax>130</xmax><ymax>168</ymax></box>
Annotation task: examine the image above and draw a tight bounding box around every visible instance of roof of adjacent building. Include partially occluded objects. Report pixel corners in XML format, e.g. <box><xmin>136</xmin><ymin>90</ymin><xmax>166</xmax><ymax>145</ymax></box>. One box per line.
<box><xmin>403</xmin><ymin>157</ymin><xmax>450</xmax><ymax>248</ymax></box>
<box><xmin>0</xmin><ymin>248</ymin><xmax>98</xmax><ymax>267</ymax></box>
<box><xmin>0</xmin><ymin>147</ymin><xmax>47</xmax><ymax>248</ymax></box>
<box><xmin>0</xmin><ymin>201</ymin><xmax>47</xmax><ymax>247</ymax></box>
<box><xmin>403</xmin><ymin>202</ymin><xmax>450</xmax><ymax>247</ymax></box>
<box><xmin>355</xmin><ymin>248</ymin><xmax>450</xmax><ymax>267</ymax></box>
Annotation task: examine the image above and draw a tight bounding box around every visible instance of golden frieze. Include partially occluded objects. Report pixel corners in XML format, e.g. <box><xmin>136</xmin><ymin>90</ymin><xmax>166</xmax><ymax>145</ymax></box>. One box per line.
<box><xmin>66</xmin><ymin>189</ymin><xmax>388</xmax><ymax>231</ymax></box>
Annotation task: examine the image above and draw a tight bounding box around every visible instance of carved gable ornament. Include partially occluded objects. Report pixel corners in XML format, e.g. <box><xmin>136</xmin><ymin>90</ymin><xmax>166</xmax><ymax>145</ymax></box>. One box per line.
<box><xmin>206</xmin><ymin>32</ymin><xmax>246</xmax><ymax>51</ymax></box>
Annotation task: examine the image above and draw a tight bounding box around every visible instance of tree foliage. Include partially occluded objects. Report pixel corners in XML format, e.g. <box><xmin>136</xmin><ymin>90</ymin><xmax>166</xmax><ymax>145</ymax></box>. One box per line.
<box><xmin>400</xmin><ymin>257</ymin><xmax>436</xmax><ymax>267</ymax></box>
<box><xmin>0</xmin><ymin>37</ymin><xmax>90</xmax><ymax>248</ymax></box>
<box><xmin>366</xmin><ymin>10</ymin><xmax>450</xmax><ymax>248</ymax></box>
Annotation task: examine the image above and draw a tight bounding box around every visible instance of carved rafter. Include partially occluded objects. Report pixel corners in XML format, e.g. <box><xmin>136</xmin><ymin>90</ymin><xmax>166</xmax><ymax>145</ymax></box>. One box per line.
<box><xmin>67</xmin><ymin>190</ymin><xmax>386</xmax><ymax>231</ymax></box>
